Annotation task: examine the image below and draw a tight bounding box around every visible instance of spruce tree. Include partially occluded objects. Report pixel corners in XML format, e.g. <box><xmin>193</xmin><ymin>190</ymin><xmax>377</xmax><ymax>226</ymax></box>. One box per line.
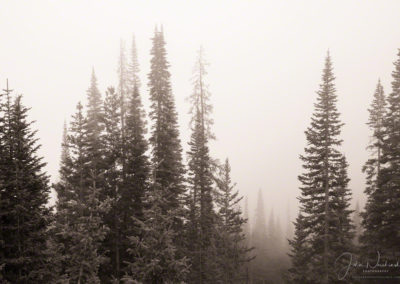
<box><xmin>148</xmin><ymin>27</ymin><xmax>185</xmax><ymax>212</ymax></box>
<box><xmin>139</xmin><ymin>26</ymin><xmax>187</xmax><ymax>280</ymax></box>
<box><xmin>290</xmin><ymin>53</ymin><xmax>354</xmax><ymax>283</ymax></box>
<box><xmin>360</xmin><ymin>79</ymin><xmax>387</xmax><ymax>255</ymax></box>
<box><xmin>101</xmin><ymin>86</ymin><xmax>122</xmax><ymax>282</ymax></box>
<box><xmin>215</xmin><ymin>159</ymin><xmax>251</xmax><ymax>283</ymax></box>
<box><xmin>121</xmin><ymin>38</ymin><xmax>151</xmax><ymax>278</ymax></box>
<box><xmin>53</xmin><ymin>102</ymin><xmax>109</xmax><ymax>283</ymax></box>
<box><xmin>185</xmin><ymin>46</ymin><xmax>219</xmax><ymax>283</ymax></box>
<box><xmin>85</xmin><ymin>69</ymin><xmax>105</xmax><ymax>190</ymax></box>
<box><xmin>0</xmin><ymin>86</ymin><xmax>52</xmax><ymax>282</ymax></box>
<box><xmin>363</xmin><ymin>49</ymin><xmax>400</xmax><ymax>266</ymax></box>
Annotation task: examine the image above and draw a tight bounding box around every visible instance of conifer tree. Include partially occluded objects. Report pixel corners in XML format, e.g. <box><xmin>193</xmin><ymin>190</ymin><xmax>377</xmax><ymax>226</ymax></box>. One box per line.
<box><xmin>360</xmin><ymin>79</ymin><xmax>387</xmax><ymax>254</ymax></box>
<box><xmin>215</xmin><ymin>159</ymin><xmax>251</xmax><ymax>283</ymax></box>
<box><xmin>289</xmin><ymin>53</ymin><xmax>354</xmax><ymax>283</ymax></box>
<box><xmin>143</xmin><ymin>26</ymin><xmax>187</xmax><ymax>279</ymax></box>
<box><xmin>362</xmin><ymin>49</ymin><xmax>400</xmax><ymax>265</ymax></box>
<box><xmin>0</xmin><ymin>88</ymin><xmax>52</xmax><ymax>283</ymax></box>
<box><xmin>185</xmin><ymin>46</ymin><xmax>218</xmax><ymax>283</ymax></box>
<box><xmin>148</xmin><ymin>27</ymin><xmax>185</xmax><ymax>212</ymax></box>
<box><xmin>121</xmin><ymin>39</ymin><xmax>151</xmax><ymax>277</ymax></box>
<box><xmin>100</xmin><ymin>86</ymin><xmax>123</xmax><ymax>282</ymax></box>
<box><xmin>85</xmin><ymin>69</ymin><xmax>105</xmax><ymax>189</ymax></box>
<box><xmin>53</xmin><ymin>102</ymin><xmax>109</xmax><ymax>283</ymax></box>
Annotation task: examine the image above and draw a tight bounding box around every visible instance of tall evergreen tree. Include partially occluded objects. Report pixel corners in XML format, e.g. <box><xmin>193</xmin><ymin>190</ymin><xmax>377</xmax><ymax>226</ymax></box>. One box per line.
<box><xmin>185</xmin><ymin>46</ymin><xmax>218</xmax><ymax>283</ymax></box>
<box><xmin>360</xmin><ymin>79</ymin><xmax>387</xmax><ymax>255</ymax></box>
<box><xmin>121</xmin><ymin>38</ymin><xmax>151</xmax><ymax>278</ymax></box>
<box><xmin>289</xmin><ymin>53</ymin><xmax>354</xmax><ymax>283</ymax></box>
<box><xmin>125</xmin><ymin>27</ymin><xmax>188</xmax><ymax>282</ymax></box>
<box><xmin>85</xmin><ymin>69</ymin><xmax>105</xmax><ymax>188</ymax></box>
<box><xmin>362</xmin><ymin>49</ymin><xmax>400</xmax><ymax>266</ymax></box>
<box><xmin>0</xmin><ymin>86</ymin><xmax>52</xmax><ymax>283</ymax></box>
<box><xmin>148</xmin><ymin>26</ymin><xmax>185</xmax><ymax>212</ymax></box>
<box><xmin>53</xmin><ymin>102</ymin><xmax>109</xmax><ymax>283</ymax></box>
<box><xmin>100</xmin><ymin>86</ymin><xmax>123</xmax><ymax>282</ymax></box>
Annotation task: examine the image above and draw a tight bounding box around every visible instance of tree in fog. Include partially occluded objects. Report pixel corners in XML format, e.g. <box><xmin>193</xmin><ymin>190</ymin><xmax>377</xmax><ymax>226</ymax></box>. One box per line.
<box><xmin>101</xmin><ymin>37</ymin><xmax>151</xmax><ymax>282</ymax></box>
<box><xmin>359</xmin><ymin>79</ymin><xmax>387</xmax><ymax>255</ymax></box>
<box><xmin>53</xmin><ymin>102</ymin><xmax>109</xmax><ymax>283</ymax></box>
<box><xmin>126</xmin><ymin>26</ymin><xmax>188</xmax><ymax>281</ymax></box>
<box><xmin>289</xmin><ymin>53</ymin><xmax>354</xmax><ymax>283</ymax></box>
<box><xmin>184</xmin><ymin>46</ymin><xmax>219</xmax><ymax>283</ymax></box>
<box><xmin>362</xmin><ymin>50</ymin><xmax>400</xmax><ymax>265</ymax></box>
<box><xmin>251</xmin><ymin>189</ymin><xmax>269</xmax><ymax>282</ymax></box>
<box><xmin>0</xmin><ymin>85</ymin><xmax>52</xmax><ymax>282</ymax></box>
<box><xmin>148</xmin><ymin>26</ymin><xmax>185</xmax><ymax>222</ymax></box>
<box><xmin>215</xmin><ymin>159</ymin><xmax>252</xmax><ymax>283</ymax></box>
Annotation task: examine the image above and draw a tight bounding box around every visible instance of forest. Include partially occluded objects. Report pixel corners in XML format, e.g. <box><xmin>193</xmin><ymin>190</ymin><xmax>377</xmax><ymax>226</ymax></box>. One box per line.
<box><xmin>1</xmin><ymin>18</ymin><xmax>400</xmax><ymax>284</ymax></box>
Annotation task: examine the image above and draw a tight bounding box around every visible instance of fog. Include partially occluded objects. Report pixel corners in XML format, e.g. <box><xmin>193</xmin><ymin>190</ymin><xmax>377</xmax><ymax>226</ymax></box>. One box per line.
<box><xmin>1</xmin><ymin>0</ymin><xmax>400</xmax><ymax>226</ymax></box>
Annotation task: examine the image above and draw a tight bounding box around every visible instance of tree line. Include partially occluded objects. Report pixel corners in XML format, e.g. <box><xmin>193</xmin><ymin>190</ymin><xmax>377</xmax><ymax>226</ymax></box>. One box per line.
<box><xmin>0</xmin><ymin>28</ymin><xmax>251</xmax><ymax>283</ymax></box>
<box><xmin>2</xmin><ymin>27</ymin><xmax>400</xmax><ymax>284</ymax></box>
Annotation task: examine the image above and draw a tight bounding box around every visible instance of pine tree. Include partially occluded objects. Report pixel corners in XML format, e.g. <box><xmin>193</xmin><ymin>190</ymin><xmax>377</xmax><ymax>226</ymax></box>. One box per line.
<box><xmin>148</xmin><ymin>27</ymin><xmax>185</xmax><ymax>212</ymax></box>
<box><xmin>121</xmin><ymin>38</ymin><xmax>151</xmax><ymax>278</ymax></box>
<box><xmin>140</xmin><ymin>26</ymin><xmax>187</xmax><ymax>280</ymax></box>
<box><xmin>185</xmin><ymin>46</ymin><xmax>219</xmax><ymax>283</ymax></box>
<box><xmin>290</xmin><ymin>53</ymin><xmax>354</xmax><ymax>283</ymax></box>
<box><xmin>363</xmin><ymin>49</ymin><xmax>400</xmax><ymax>265</ymax></box>
<box><xmin>359</xmin><ymin>79</ymin><xmax>387</xmax><ymax>255</ymax></box>
<box><xmin>53</xmin><ymin>102</ymin><xmax>109</xmax><ymax>283</ymax></box>
<box><xmin>85</xmin><ymin>69</ymin><xmax>105</xmax><ymax>189</ymax></box>
<box><xmin>100</xmin><ymin>86</ymin><xmax>122</xmax><ymax>282</ymax></box>
<box><xmin>0</xmin><ymin>84</ymin><xmax>52</xmax><ymax>282</ymax></box>
<box><xmin>215</xmin><ymin>159</ymin><xmax>251</xmax><ymax>283</ymax></box>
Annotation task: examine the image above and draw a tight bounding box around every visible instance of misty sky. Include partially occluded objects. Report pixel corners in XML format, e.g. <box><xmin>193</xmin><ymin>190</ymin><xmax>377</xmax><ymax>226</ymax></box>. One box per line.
<box><xmin>1</xmin><ymin>0</ymin><xmax>400</xmax><ymax>227</ymax></box>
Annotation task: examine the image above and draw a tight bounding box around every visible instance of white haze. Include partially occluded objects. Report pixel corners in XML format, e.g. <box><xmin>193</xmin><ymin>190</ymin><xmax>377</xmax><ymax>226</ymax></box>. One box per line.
<box><xmin>1</xmin><ymin>0</ymin><xmax>400</xmax><ymax>228</ymax></box>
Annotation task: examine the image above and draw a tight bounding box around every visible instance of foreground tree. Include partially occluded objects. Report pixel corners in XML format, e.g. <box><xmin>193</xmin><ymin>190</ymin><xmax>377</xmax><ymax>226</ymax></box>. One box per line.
<box><xmin>360</xmin><ymin>79</ymin><xmax>388</xmax><ymax>256</ymax></box>
<box><xmin>125</xmin><ymin>26</ymin><xmax>188</xmax><ymax>282</ymax></box>
<box><xmin>0</xmin><ymin>87</ymin><xmax>52</xmax><ymax>283</ymax></box>
<box><xmin>361</xmin><ymin>50</ymin><xmax>400</xmax><ymax>270</ymax></box>
<box><xmin>289</xmin><ymin>53</ymin><xmax>354</xmax><ymax>283</ymax></box>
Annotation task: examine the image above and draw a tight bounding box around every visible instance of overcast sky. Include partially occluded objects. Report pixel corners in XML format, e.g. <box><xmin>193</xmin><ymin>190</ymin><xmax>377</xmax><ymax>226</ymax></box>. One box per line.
<box><xmin>1</xmin><ymin>0</ymin><xmax>400</xmax><ymax>227</ymax></box>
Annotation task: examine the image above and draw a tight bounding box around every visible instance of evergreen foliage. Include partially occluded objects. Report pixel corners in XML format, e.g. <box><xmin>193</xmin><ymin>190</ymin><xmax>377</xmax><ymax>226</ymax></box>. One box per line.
<box><xmin>53</xmin><ymin>102</ymin><xmax>109</xmax><ymax>283</ymax></box>
<box><xmin>0</xmin><ymin>86</ymin><xmax>52</xmax><ymax>283</ymax></box>
<box><xmin>360</xmin><ymin>50</ymin><xmax>400</xmax><ymax>270</ymax></box>
<box><xmin>215</xmin><ymin>159</ymin><xmax>252</xmax><ymax>283</ymax></box>
<box><xmin>289</xmin><ymin>53</ymin><xmax>354</xmax><ymax>283</ymax></box>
